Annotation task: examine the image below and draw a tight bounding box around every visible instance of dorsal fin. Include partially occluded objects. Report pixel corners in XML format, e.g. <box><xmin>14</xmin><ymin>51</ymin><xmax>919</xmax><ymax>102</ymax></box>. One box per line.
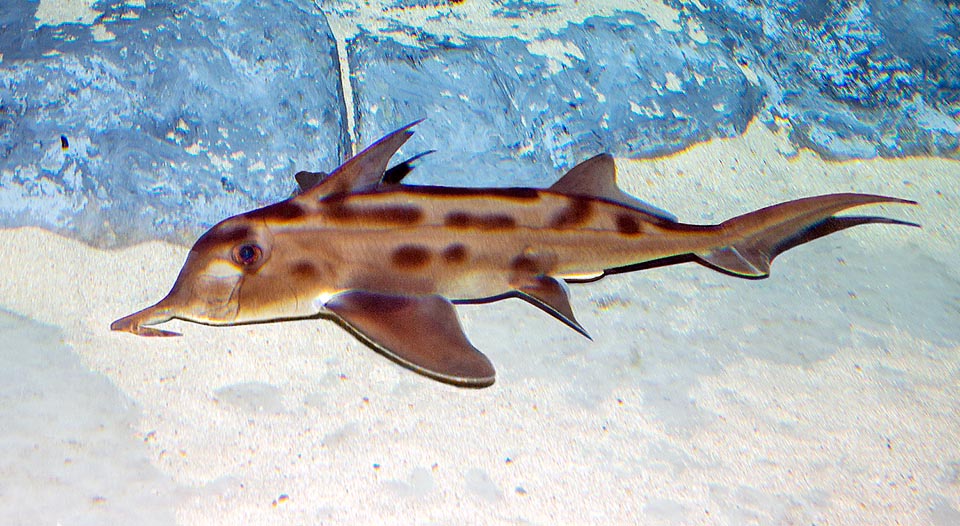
<box><xmin>291</xmin><ymin>149</ymin><xmax>433</xmax><ymax>195</ymax></box>
<box><xmin>548</xmin><ymin>154</ymin><xmax>677</xmax><ymax>222</ymax></box>
<box><xmin>302</xmin><ymin>120</ymin><xmax>421</xmax><ymax>199</ymax></box>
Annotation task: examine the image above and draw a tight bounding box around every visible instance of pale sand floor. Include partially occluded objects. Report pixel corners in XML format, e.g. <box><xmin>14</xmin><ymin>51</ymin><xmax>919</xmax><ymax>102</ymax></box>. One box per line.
<box><xmin>1</xmin><ymin>121</ymin><xmax>958</xmax><ymax>524</ymax></box>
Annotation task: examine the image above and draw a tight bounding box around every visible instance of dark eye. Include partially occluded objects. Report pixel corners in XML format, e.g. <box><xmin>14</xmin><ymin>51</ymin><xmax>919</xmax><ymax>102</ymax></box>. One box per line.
<box><xmin>233</xmin><ymin>244</ymin><xmax>262</xmax><ymax>266</ymax></box>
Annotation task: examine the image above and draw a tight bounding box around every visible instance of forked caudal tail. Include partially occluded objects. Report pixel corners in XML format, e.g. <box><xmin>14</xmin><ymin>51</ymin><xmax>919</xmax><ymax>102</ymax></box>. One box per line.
<box><xmin>694</xmin><ymin>193</ymin><xmax>918</xmax><ymax>278</ymax></box>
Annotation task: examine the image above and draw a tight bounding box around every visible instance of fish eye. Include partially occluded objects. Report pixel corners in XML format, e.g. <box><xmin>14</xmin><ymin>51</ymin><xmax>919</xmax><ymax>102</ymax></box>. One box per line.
<box><xmin>232</xmin><ymin>243</ymin><xmax>262</xmax><ymax>266</ymax></box>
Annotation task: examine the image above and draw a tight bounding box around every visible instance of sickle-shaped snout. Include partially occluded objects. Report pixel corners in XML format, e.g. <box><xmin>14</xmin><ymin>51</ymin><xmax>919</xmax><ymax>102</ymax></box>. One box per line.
<box><xmin>111</xmin><ymin>258</ymin><xmax>248</xmax><ymax>336</ymax></box>
<box><xmin>110</xmin><ymin>295</ymin><xmax>180</xmax><ymax>337</ymax></box>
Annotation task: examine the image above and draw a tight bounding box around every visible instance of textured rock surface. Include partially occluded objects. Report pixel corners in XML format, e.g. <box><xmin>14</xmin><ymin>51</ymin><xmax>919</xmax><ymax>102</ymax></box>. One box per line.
<box><xmin>1</xmin><ymin>0</ymin><xmax>957</xmax><ymax>245</ymax></box>
<box><xmin>690</xmin><ymin>0</ymin><xmax>960</xmax><ymax>159</ymax></box>
<box><xmin>346</xmin><ymin>0</ymin><xmax>959</xmax><ymax>177</ymax></box>
<box><xmin>0</xmin><ymin>0</ymin><xmax>346</xmax><ymax>247</ymax></box>
<box><xmin>349</xmin><ymin>11</ymin><xmax>761</xmax><ymax>187</ymax></box>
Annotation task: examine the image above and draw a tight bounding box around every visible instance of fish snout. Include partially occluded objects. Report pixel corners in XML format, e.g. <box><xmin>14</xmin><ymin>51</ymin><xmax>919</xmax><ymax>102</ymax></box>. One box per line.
<box><xmin>110</xmin><ymin>303</ymin><xmax>180</xmax><ymax>337</ymax></box>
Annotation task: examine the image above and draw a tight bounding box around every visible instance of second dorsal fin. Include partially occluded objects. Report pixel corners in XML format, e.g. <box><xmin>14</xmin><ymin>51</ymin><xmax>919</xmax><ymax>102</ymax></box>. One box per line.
<box><xmin>548</xmin><ymin>154</ymin><xmax>676</xmax><ymax>222</ymax></box>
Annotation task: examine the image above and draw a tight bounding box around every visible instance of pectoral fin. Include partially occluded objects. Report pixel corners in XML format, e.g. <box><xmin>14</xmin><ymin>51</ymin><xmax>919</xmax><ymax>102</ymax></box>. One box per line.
<box><xmin>325</xmin><ymin>291</ymin><xmax>495</xmax><ymax>388</ymax></box>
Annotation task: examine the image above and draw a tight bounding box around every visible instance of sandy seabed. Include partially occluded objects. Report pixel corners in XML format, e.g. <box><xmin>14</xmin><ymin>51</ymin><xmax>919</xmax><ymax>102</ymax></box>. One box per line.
<box><xmin>1</xmin><ymin>122</ymin><xmax>958</xmax><ymax>525</ymax></box>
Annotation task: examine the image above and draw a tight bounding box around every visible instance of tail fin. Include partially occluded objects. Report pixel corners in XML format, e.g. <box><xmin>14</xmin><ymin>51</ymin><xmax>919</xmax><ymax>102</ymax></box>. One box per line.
<box><xmin>695</xmin><ymin>193</ymin><xmax>918</xmax><ymax>278</ymax></box>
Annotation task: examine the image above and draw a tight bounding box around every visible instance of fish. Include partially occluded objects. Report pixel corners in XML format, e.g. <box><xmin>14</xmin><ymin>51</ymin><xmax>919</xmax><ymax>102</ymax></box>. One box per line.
<box><xmin>111</xmin><ymin>122</ymin><xmax>918</xmax><ymax>388</ymax></box>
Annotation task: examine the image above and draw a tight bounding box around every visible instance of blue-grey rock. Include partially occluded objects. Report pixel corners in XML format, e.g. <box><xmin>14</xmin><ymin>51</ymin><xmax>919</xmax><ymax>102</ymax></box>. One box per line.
<box><xmin>689</xmin><ymin>0</ymin><xmax>960</xmax><ymax>159</ymax></box>
<box><xmin>0</xmin><ymin>0</ymin><xmax>346</xmax><ymax>247</ymax></box>
<box><xmin>2</xmin><ymin>2</ymin><xmax>957</xmax><ymax>246</ymax></box>
<box><xmin>349</xmin><ymin>1</ymin><xmax>959</xmax><ymax>176</ymax></box>
<box><xmin>348</xmin><ymin>11</ymin><xmax>760</xmax><ymax>187</ymax></box>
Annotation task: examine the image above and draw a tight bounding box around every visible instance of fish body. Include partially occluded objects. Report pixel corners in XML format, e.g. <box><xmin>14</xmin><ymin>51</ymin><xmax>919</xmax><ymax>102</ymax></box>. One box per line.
<box><xmin>238</xmin><ymin>185</ymin><xmax>705</xmax><ymax>303</ymax></box>
<box><xmin>112</xmin><ymin>122</ymin><xmax>917</xmax><ymax>387</ymax></box>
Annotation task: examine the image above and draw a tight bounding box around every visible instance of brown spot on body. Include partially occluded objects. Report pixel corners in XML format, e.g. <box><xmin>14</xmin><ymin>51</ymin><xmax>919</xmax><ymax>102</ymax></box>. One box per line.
<box><xmin>375</xmin><ymin>206</ymin><xmax>423</xmax><ymax>225</ymax></box>
<box><xmin>511</xmin><ymin>254</ymin><xmax>540</xmax><ymax>274</ymax></box>
<box><xmin>479</xmin><ymin>214</ymin><xmax>516</xmax><ymax>229</ymax></box>
<box><xmin>392</xmin><ymin>245</ymin><xmax>432</xmax><ymax>269</ymax></box>
<box><xmin>510</xmin><ymin>249</ymin><xmax>557</xmax><ymax>280</ymax></box>
<box><xmin>616</xmin><ymin>213</ymin><xmax>643</xmax><ymax>235</ymax></box>
<box><xmin>511</xmin><ymin>252</ymin><xmax>556</xmax><ymax>275</ymax></box>
<box><xmin>445</xmin><ymin>212</ymin><xmax>471</xmax><ymax>228</ymax></box>
<box><xmin>291</xmin><ymin>261</ymin><xmax>318</xmax><ymax>279</ymax></box>
<box><xmin>442</xmin><ymin>244</ymin><xmax>468</xmax><ymax>264</ymax></box>
<box><xmin>549</xmin><ymin>197</ymin><xmax>593</xmax><ymax>229</ymax></box>
<box><xmin>444</xmin><ymin>211</ymin><xmax>517</xmax><ymax>230</ymax></box>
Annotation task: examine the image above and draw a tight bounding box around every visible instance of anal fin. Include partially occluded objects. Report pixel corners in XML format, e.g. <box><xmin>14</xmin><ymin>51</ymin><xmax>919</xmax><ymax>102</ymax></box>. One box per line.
<box><xmin>697</xmin><ymin>245</ymin><xmax>769</xmax><ymax>277</ymax></box>
<box><xmin>325</xmin><ymin>291</ymin><xmax>495</xmax><ymax>388</ymax></box>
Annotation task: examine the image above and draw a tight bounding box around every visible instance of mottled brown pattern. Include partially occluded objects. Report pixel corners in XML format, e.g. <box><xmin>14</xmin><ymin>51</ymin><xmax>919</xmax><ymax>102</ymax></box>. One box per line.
<box><xmin>392</xmin><ymin>245</ymin><xmax>432</xmax><ymax>268</ymax></box>
<box><xmin>441</xmin><ymin>244</ymin><xmax>468</xmax><ymax>264</ymax></box>
<box><xmin>111</xmin><ymin>117</ymin><xmax>918</xmax><ymax>392</ymax></box>
<box><xmin>324</xmin><ymin>203</ymin><xmax>424</xmax><ymax>226</ymax></box>
<box><xmin>549</xmin><ymin>197</ymin><xmax>593</xmax><ymax>229</ymax></box>
<box><xmin>444</xmin><ymin>212</ymin><xmax>471</xmax><ymax>228</ymax></box>
<box><xmin>616</xmin><ymin>213</ymin><xmax>643</xmax><ymax>235</ymax></box>
<box><xmin>511</xmin><ymin>254</ymin><xmax>542</xmax><ymax>274</ymax></box>
<box><xmin>244</xmin><ymin>200</ymin><xmax>307</xmax><ymax>221</ymax></box>
<box><xmin>290</xmin><ymin>261</ymin><xmax>317</xmax><ymax>279</ymax></box>
<box><xmin>444</xmin><ymin>212</ymin><xmax>517</xmax><ymax>230</ymax></box>
<box><xmin>191</xmin><ymin>224</ymin><xmax>251</xmax><ymax>254</ymax></box>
